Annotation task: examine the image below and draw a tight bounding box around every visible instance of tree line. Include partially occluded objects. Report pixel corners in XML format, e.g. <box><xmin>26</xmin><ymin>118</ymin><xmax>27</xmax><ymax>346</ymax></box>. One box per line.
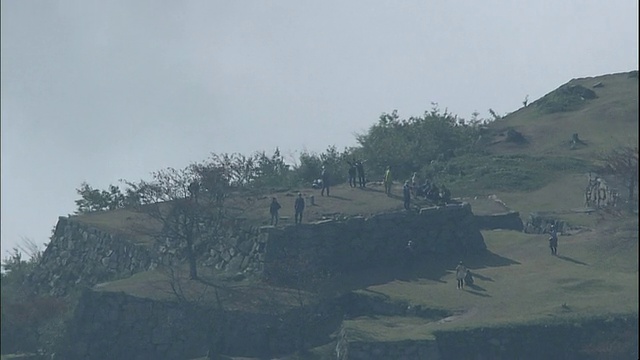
<box><xmin>75</xmin><ymin>104</ymin><xmax>485</xmax><ymax>213</ymax></box>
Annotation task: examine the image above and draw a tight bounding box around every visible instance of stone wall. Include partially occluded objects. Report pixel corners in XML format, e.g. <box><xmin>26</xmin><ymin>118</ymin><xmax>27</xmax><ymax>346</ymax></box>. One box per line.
<box><xmin>263</xmin><ymin>203</ymin><xmax>486</xmax><ymax>285</ymax></box>
<box><xmin>338</xmin><ymin>337</ymin><xmax>441</xmax><ymax>360</ymax></box>
<box><xmin>57</xmin><ymin>290</ymin><xmax>343</xmax><ymax>360</ymax></box>
<box><xmin>474</xmin><ymin>211</ymin><xmax>523</xmax><ymax>231</ymax></box>
<box><xmin>29</xmin><ymin>217</ymin><xmax>269</xmax><ymax>296</ymax></box>
<box><xmin>336</xmin><ymin>315</ymin><xmax>638</xmax><ymax>360</ymax></box>
<box><xmin>32</xmin><ymin>203</ymin><xmax>486</xmax><ymax>294</ymax></box>
<box><xmin>28</xmin><ymin>217</ymin><xmax>156</xmax><ymax>296</ymax></box>
<box><xmin>434</xmin><ymin>315</ymin><xmax>638</xmax><ymax>360</ymax></box>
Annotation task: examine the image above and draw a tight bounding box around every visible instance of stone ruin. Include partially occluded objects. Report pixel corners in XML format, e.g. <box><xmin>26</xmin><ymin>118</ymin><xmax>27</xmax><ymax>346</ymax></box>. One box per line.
<box><xmin>584</xmin><ymin>173</ymin><xmax>619</xmax><ymax>209</ymax></box>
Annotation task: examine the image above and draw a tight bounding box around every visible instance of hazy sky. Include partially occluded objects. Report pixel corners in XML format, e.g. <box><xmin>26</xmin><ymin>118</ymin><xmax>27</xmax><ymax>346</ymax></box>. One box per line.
<box><xmin>1</xmin><ymin>1</ymin><xmax>638</xmax><ymax>256</ymax></box>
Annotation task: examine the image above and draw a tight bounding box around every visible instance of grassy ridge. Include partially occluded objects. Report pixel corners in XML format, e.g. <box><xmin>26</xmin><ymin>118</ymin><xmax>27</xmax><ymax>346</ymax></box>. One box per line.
<box><xmin>345</xmin><ymin>216</ymin><xmax>638</xmax><ymax>340</ymax></box>
<box><xmin>72</xmin><ymin>71</ymin><xmax>637</xmax><ymax>357</ymax></box>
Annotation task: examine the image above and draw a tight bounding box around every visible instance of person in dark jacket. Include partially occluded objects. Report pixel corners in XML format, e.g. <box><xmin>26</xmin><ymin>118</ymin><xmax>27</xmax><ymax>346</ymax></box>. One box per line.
<box><xmin>384</xmin><ymin>166</ymin><xmax>393</xmax><ymax>195</ymax></box>
<box><xmin>549</xmin><ymin>225</ymin><xmax>558</xmax><ymax>255</ymax></box>
<box><xmin>455</xmin><ymin>261</ymin><xmax>467</xmax><ymax>289</ymax></box>
<box><xmin>294</xmin><ymin>193</ymin><xmax>305</xmax><ymax>224</ymax></box>
<box><xmin>403</xmin><ymin>181</ymin><xmax>411</xmax><ymax>210</ymax></box>
<box><xmin>347</xmin><ymin>160</ymin><xmax>357</xmax><ymax>188</ymax></box>
<box><xmin>269</xmin><ymin>197</ymin><xmax>281</xmax><ymax>226</ymax></box>
<box><xmin>355</xmin><ymin>160</ymin><xmax>366</xmax><ymax>188</ymax></box>
<box><xmin>188</xmin><ymin>180</ymin><xmax>200</xmax><ymax>202</ymax></box>
<box><xmin>321</xmin><ymin>166</ymin><xmax>330</xmax><ymax>196</ymax></box>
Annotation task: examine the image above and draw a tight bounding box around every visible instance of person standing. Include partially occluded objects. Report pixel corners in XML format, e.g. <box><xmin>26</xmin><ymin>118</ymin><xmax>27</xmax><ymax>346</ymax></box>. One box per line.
<box><xmin>383</xmin><ymin>166</ymin><xmax>392</xmax><ymax>195</ymax></box>
<box><xmin>455</xmin><ymin>261</ymin><xmax>467</xmax><ymax>289</ymax></box>
<box><xmin>188</xmin><ymin>180</ymin><xmax>200</xmax><ymax>203</ymax></box>
<box><xmin>403</xmin><ymin>180</ymin><xmax>411</xmax><ymax>210</ymax></box>
<box><xmin>411</xmin><ymin>172</ymin><xmax>419</xmax><ymax>196</ymax></box>
<box><xmin>347</xmin><ymin>160</ymin><xmax>357</xmax><ymax>188</ymax></box>
<box><xmin>321</xmin><ymin>166</ymin><xmax>330</xmax><ymax>196</ymax></box>
<box><xmin>294</xmin><ymin>193</ymin><xmax>305</xmax><ymax>224</ymax></box>
<box><xmin>356</xmin><ymin>160</ymin><xmax>366</xmax><ymax>188</ymax></box>
<box><xmin>549</xmin><ymin>225</ymin><xmax>558</xmax><ymax>255</ymax></box>
<box><xmin>269</xmin><ymin>197</ymin><xmax>281</xmax><ymax>226</ymax></box>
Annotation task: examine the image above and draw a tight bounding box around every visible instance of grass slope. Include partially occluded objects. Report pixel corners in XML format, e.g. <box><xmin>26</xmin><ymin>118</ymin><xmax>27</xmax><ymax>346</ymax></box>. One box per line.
<box><xmin>344</xmin><ymin>216</ymin><xmax>638</xmax><ymax>341</ymax></box>
<box><xmin>72</xmin><ymin>71</ymin><xmax>638</xmax><ymax>357</ymax></box>
<box><xmin>483</xmin><ymin>71</ymin><xmax>638</xmax><ymax>159</ymax></box>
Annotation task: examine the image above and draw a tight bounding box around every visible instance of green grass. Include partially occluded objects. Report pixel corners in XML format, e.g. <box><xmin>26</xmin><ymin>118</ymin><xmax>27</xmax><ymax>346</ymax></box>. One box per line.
<box><xmin>482</xmin><ymin>71</ymin><xmax>638</xmax><ymax>161</ymax></box>
<box><xmin>343</xmin><ymin>217</ymin><xmax>638</xmax><ymax>341</ymax></box>
<box><xmin>532</xmin><ymin>84</ymin><xmax>597</xmax><ymax>114</ymax></box>
<box><xmin>75</xmin><ymin>70</ymin><xmax>638</xmax><ymax>353</ymax></box>
<box><xmin>431</xmin><ymin>154</ymin><xmax>589</xmax><ymax>196</ymax></box>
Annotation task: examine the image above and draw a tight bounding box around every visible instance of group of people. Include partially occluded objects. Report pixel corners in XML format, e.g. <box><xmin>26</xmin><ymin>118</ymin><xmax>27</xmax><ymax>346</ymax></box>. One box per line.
<box><xmin>455</xmin><ymin>261</ymin><xmax>474</xmax><ymax>289</ymax></box>
<box><xmin>414</xmin><ymin>177</ymin><xmax>451</xmax><ymax>205</ymax></box>
<box><xmin>269</xmin><ymin>192</ymin><xmax>306</xmax><ymax>226</ymax></box>
<box><xmin>270</xmin><ymin>161</ymin><xmax>456</xmax><ymax>226</ymax></box>
<box><xmin>347</xmin><ymin>159</ymin><xmax>367</xmax><ymax>188</ymax></box>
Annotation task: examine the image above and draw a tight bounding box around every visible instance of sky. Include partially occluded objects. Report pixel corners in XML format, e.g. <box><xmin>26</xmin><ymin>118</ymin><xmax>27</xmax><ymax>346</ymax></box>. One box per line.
<box><xmin>1</xmin><ymin>1</ymin><xmax>638</xmax><ymax>257</ymax></box>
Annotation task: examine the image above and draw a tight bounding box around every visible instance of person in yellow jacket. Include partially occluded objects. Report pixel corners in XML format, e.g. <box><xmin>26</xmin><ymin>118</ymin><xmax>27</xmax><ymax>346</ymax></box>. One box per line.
<box><xmin>383</xmin><ymin>166</ymin><xmax>392</xmax><ymax>195</ymax></box>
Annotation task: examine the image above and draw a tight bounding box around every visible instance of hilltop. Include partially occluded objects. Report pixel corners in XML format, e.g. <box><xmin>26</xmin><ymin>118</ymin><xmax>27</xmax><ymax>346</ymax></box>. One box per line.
<box><xmin>79</xmin><ymin>71</ymin><xmax>638</xmax><ymax>358</ymax></box>
<box><xmin>4</xmin><ymin>71</ymin><xmax>638</xmax><ymax>359</ymax></box>
<box><xmin>482</xmin><ymin>71</ymin><xmax>638</xmax><ymax>159</ymax></box>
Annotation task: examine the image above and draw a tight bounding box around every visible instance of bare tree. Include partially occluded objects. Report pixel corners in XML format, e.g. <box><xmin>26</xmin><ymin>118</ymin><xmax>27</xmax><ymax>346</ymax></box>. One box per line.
<box><xmin>126</xmin><ymin>163</ymin><xmax>230</xmax><ymax>280</ymax></box>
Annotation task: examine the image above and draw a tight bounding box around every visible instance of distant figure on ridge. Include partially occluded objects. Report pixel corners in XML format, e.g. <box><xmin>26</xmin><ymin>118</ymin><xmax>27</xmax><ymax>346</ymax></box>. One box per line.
<box><xmin>384</xmin><ymin>166</ymin><xmax>393</xmax><ymax>195</ymax></box>
<box><xmin>417</xmin><ymin>178</ymin><xmax>431</xmax><ymax>199</ymax></box>
<box><xmin>355</xmin><ymin>159</ymin><xmax>366</xmax><ymax>188</ymax></box>
<box><xmin>321</xmin><ymin>165</ymin><xmax>330</xmax><ymax>196</ymax></box>
<box><xmin>411</xmin><ymin>172</ymin><xmax>419</xmax><ymax>196</ymax></box>
<box><xmin>403</xmin><ymin>180</ymin><xmax>411</xmax><ymax>210</ymax></box>
<box><xmin>294</xmin><ymin>192</ymin><xmax>305</xmax><ymax>224</ymax></box>
<box><xmin>188</xmin><ymin>180</ymin><xmax>200</xmax><ymax>202</ymax></box>
<box><xmin>269</xmin><ymin>197</ymin><xmax>281</xmax><ymax>226</ymax></box>
<box><xmin>548</xmin><ymin>224</ymin><xmax>558</xmax><ymax>255</ymax></box>
<box><xmin>456</xmin><ymin>261</ymin><xmax>467</xmax><ymax>289</ymax></box>
<box><xmin>347</xmin><ymin>159</ymin><xmax>357</xmax><ymax>188</ymax></box>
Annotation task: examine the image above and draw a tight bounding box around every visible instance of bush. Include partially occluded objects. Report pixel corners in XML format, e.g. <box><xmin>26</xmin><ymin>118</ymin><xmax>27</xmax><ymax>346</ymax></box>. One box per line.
<box><xmin>534</xmin><ymin>84</ymin><xmax>597</xmax><ymax>114</ymax></box>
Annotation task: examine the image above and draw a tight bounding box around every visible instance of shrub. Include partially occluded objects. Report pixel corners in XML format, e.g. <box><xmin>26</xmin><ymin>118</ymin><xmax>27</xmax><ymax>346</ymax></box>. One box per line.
<box><xmin>533</xmin><ymin>84</ymin><xmax>597</xmax><ymax>114</ymax></box>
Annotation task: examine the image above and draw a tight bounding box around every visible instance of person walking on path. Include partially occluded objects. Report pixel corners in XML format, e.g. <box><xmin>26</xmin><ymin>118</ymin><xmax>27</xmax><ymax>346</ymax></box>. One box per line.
<box><xmin>403</xmin><ymin>180</ymin><xmax>411</xmax><ymax>210</ymax></box>
<box><xmin>294</xmin><ymin>192</ymin><xmax>305</xmax><ymax>224</ymax></box>
<box><xmin>321</xmin><ymin>166</ymin><xmax>330</xmax><ymax>196</ymax></box>
<box><xmin>383</xmin><ymin>166</ymin><xmax>393</xmax><ymax>195</ymax></box>
<box><xmin>347</xmin><ymin>160</ymin><xmax>357</xmax><ymax>188</ymax></box>
<box><xmin>549</xmin><ymin>225</ymin><xmax>558</xmax><ymax>255</ymax></box>
<box><xmin>356</xmin><ymin>160</ymin><xmax>366</xmax><ymax>188</ymax></box>
<box><xmin>269</xmin><ymin>197</ymin><xmax>281</xmax><ymax>226</ymax></box>
<box><xmin>455</xmin><ymin>261</ymin><xmax>467</xmax><ymax>289</ymax></box>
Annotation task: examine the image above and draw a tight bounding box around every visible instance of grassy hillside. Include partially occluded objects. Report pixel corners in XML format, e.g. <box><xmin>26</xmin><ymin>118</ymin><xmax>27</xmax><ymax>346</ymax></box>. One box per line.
<box><xmin>343</xmin><ymin>215</ymin><xmax>638</xmax><ymax>340</ymax></box>
<box><xmin>482</xmin><ymin>71</ymin><xmax>638</xmax><ymax>159</ymax></box>
<box><xmin>73</xmin><ymin>71</ymin><xmax>638</xmax><ymax>358</ymax></box>
<box><xmin>338</xmin><ymin>70</ymin><xmax>639</xmax><ymax>343</ymax></box>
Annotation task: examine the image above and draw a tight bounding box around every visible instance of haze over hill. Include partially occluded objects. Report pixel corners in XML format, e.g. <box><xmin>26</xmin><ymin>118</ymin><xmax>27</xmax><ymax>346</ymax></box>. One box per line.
<box><xmin>2</xmin><ymin>68</ymin><xmax>638</xmax><ymax>358</ymax></box>
<box><xmin>37</xmin><ymin>70</ymin><xmax>640</xmax><ymax>357</ymax></box>
<box><xmin>2</xmin><ymin>1</ymin><xmax>638</xmax><ymax>257</ymax></box>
